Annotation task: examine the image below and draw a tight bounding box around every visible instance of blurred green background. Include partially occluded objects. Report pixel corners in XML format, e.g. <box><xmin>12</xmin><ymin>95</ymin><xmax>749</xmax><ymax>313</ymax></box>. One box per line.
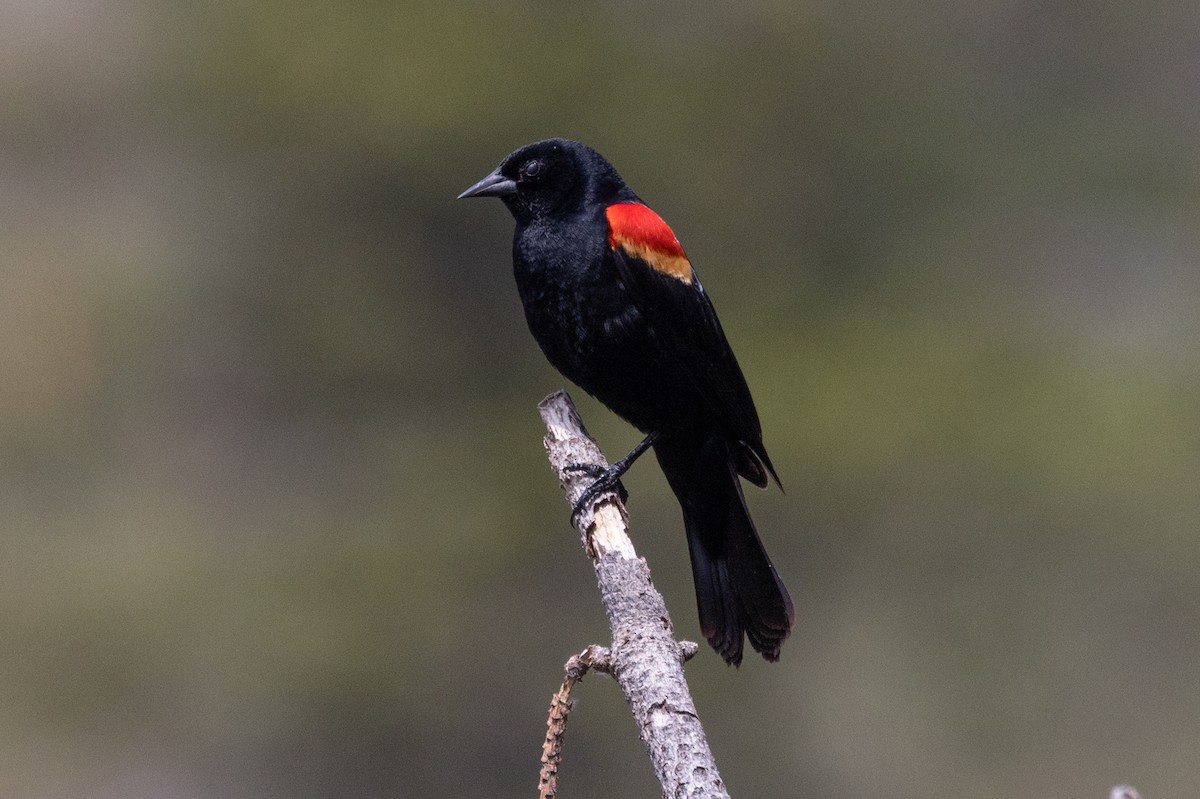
<box><xmin>3</xmin><ymin>1</ymin><xmax>1198</xmax><ymax>796</ymax></box>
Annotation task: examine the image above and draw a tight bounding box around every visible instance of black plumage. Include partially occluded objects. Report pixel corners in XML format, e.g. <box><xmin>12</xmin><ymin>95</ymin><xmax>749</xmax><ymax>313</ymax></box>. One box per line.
<box><xmin>459</xmin><ymin>138</ymin><xmax>793</xmax><ymax>664</ymax></box>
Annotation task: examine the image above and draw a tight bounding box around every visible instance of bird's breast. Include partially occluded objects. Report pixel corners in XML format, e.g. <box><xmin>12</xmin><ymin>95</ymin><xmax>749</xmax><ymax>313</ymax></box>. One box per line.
<box><xmin>511</xmin><ymin>219</ymin><xmax>696</xmax><ymax>432</ymax></box>
<box><xmin>514</xmin><ymin>249</ymin><xmax>636</xmax><ymax>372</ymax></box>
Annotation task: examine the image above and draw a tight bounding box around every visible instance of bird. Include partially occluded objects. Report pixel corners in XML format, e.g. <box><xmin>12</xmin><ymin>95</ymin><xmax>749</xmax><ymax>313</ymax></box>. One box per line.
<box><xmin>458</xmin><ymin>138</ymin><xmax>793</xmax><ymax>665</ymax></box>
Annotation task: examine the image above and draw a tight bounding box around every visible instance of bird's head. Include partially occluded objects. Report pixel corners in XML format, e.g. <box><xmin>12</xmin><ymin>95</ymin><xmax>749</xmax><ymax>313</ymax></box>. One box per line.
<box><xmin>458</xmin><ymin>138</ymin><xmax>626</xmax><ymax>224</ymax></box>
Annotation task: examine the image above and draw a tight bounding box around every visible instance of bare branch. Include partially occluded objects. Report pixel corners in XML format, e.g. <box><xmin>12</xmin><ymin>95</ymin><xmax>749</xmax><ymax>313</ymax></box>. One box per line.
<box><xmin>537</xmin><ymin>390</ymin><xmax>731</xmax><ymax>799</ymax></box>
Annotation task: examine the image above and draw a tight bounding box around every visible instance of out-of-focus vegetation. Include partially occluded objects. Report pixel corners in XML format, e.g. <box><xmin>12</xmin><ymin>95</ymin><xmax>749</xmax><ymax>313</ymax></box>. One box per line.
<box><xmin>3</xmin><ymin>1</ymin><xmax>1197</xmax><ymax>796</ymax></box>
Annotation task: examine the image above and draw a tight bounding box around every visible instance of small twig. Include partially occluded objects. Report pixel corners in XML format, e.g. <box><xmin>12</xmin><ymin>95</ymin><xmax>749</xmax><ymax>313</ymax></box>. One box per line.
<box><xmin>537</xmin><ymin>646</ymin><xmax>612</xmax><ymax>799</ymax></box>
<box><xmin>678</xmin><ymin>640</ymin><xmax>700</xmax><ymax>663</ymax></box>
<box><xmin>536</xmin><ymin>639</ymin><xmax>697</xmax><ymax>798</ymax></box>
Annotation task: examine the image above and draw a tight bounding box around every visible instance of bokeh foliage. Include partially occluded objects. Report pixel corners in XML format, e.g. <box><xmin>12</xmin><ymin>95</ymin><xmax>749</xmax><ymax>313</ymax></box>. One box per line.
<box><xmin>2</xmin><ymin>1</ymin><xmax>1198</xmax><ymax>796</ymax></box>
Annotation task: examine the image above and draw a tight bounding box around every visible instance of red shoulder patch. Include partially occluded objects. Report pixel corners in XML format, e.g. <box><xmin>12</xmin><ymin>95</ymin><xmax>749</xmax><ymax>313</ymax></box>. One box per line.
<box><xmin>605</xmin><ymin>202</ymin><xmax>693</xmax><ymax>283</ymax></box>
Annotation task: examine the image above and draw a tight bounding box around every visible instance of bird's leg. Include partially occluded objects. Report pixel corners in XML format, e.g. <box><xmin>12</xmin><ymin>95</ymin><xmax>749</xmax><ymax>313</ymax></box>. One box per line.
<box><xmin>566</xmin><ymin>432</ymin><xmax>659</xmax><ymax>523</ymax></box>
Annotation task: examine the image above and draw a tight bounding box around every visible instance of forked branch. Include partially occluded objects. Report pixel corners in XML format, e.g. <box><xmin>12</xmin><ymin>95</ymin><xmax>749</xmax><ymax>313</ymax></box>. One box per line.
<box><xmin>536</xmin><ymin>390</ymin><xmax>728</xmax><ymax>799</ymax></box>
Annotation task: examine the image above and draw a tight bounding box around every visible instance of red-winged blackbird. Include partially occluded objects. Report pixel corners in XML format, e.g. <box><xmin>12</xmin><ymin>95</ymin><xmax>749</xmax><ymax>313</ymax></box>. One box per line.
<box><xmin>459</xmin><ymin>138</ymin><xmax>793</xmax><ymax>665</ymax></box>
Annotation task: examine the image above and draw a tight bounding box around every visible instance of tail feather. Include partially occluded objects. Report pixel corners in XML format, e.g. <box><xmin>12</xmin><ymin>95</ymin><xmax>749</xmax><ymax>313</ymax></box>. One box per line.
<box><xmin>688</xmin><ymin>544</ymin><xmax>746</xmax><ymax>664</ymax></box>
<box><xmin>655</xmin><ymin>432</ymin><xmax>794</xmax><ymax>665</ymax></box>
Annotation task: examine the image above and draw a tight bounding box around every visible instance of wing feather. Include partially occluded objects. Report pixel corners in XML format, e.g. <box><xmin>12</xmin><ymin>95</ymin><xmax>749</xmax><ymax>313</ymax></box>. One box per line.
<box><xmin>605</xmin><ymin>203</ymin><xmax>779</xmax><ymax>487</ymax></box>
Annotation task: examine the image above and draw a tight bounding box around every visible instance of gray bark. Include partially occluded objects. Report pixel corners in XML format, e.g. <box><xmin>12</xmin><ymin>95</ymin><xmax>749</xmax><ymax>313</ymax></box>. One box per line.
<box><xmin>538</xmin><ymin>390</ymin><xmax>730</xmax><ymax>799</ymax></box>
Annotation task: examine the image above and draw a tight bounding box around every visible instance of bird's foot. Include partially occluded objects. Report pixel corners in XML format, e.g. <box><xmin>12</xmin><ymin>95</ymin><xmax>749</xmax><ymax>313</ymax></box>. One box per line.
<box><xmin>564</xmin><ymin>432</ymin><xmax>658</xmax><ymax>525</ymax></box>
<box><xmin>565</xmin><ymin>462</ymin><xmax>629</xmax><ymax>524</ymax></box>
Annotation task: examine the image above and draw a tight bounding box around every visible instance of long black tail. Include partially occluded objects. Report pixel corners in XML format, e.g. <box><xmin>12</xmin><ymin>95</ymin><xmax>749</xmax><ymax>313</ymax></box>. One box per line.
<box><xmin>654</xmin><ymin>432</ymin><xmax>794</xmax><ymax>665</ymax></box>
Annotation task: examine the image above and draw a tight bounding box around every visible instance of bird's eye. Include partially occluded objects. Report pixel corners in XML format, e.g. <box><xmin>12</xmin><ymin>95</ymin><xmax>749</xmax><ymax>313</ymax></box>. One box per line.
<box><xmin>523</xmin><ymin>160</ymin><xmax>543</xmax><ymax>179</ymax></box>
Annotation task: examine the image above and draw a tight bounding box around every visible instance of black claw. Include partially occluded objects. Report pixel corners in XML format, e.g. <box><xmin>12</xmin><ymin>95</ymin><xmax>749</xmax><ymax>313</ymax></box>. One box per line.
<box><xmin>565</xmin><ymin>462</ymin><xmax>607</xmax><ymax>480</ymax></box>
<box><xmin>567</xmin><ymin>464</ymin><xmax>629</xmax><ymax>524</ymax></box>
<box><xmin>565</xmin><ymin>463</ymin><xmax>628</xmax><ymax>502</ymax></box>
<box><xmin>563</xmin><ymin>433</ymin><xmax>657</xmax><ymax>525</ymax></box>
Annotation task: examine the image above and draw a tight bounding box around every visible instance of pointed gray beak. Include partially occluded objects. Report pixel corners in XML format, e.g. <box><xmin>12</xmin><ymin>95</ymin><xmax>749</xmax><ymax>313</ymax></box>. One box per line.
<box><xmin>457</xmin><ymin>169</ymin><xmax>518</xmax><ymax>199</ymax></box>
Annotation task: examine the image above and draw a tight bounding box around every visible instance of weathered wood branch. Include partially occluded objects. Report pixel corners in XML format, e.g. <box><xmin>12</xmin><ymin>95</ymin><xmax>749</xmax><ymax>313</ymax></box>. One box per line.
<box><xmin>537</xmin><ymin>390</ymin><xmax>729</xmax><ymax>799</ymax></box>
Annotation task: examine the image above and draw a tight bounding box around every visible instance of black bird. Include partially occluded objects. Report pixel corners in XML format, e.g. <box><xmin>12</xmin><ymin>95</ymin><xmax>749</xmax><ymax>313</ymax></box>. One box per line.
<box><xmin>459</xmin><ymin>138</ymin><xmax>793</xmax><ymax>665</ymax></box>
